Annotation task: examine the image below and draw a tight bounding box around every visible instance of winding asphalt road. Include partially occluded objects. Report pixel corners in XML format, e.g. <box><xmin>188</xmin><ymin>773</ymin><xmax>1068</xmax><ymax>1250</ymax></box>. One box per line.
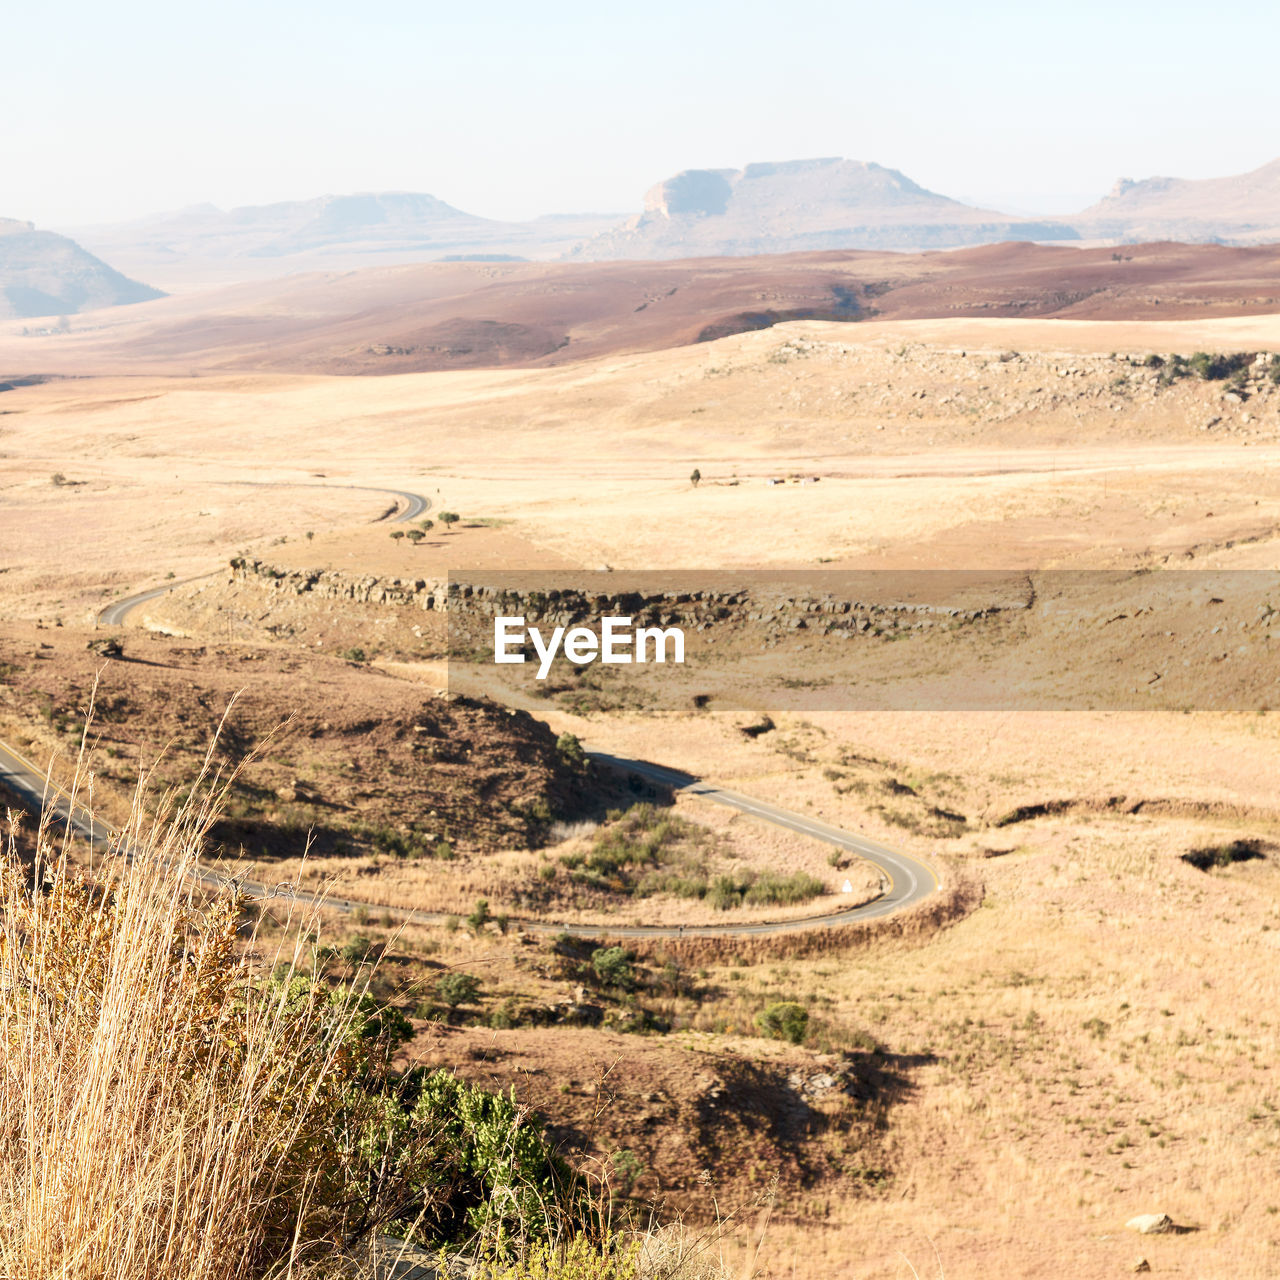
<box><xmin>0</xmin><ymin>739</ymin><xmax>938</xmax><ymax>938</ymax></box>
<box><xmin>5</xmin><ymin>476</ymin><xmax>938</xmax><ymax>937</ymax></box>
<box><xmin>98</xmin><ymin>482</ymin><xmax>429</xmax><ymax>627</ymax></box>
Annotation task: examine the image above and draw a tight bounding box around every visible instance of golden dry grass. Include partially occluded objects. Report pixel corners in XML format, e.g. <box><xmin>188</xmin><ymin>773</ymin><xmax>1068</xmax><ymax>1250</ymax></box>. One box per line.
<box><xmin>0</xmin><ymin>752</ymin><xmax>364</xmax><ymax>1280</ymax></box>
<box><xmin>4</xmin><ymin>321</ymin><xmax>1280</xmax><ymax>619</ymax></box>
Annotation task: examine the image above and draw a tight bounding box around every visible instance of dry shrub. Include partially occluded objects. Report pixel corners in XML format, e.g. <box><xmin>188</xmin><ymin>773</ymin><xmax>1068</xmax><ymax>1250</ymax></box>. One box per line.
<box><xmin>0</xmin><ymin>768</ymin><xmax>369</xmax><ymax>1280</ymax></box>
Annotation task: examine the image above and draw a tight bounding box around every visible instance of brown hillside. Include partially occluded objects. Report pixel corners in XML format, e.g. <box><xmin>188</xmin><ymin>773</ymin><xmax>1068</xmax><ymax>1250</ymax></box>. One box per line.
<box><xmin>4</xmin><ymin>241</ymin><xmax>1280</xmax><ymax>378</ymax></box>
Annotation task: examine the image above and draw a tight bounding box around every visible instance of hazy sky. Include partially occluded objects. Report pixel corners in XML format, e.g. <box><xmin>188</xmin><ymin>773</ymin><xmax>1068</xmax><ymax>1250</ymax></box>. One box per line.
<box><xmin>3</xmin><ymin>0</ymin><xmax>1278</xmax><ymax>229</ymax></box>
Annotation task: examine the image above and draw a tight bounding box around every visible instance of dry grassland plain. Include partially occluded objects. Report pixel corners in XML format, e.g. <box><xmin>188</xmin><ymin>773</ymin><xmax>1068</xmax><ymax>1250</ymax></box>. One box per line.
<box><xmin>2</xmin><ymin>307</ymin><xmax>1280</xmax><ymax>1277</ymax></box>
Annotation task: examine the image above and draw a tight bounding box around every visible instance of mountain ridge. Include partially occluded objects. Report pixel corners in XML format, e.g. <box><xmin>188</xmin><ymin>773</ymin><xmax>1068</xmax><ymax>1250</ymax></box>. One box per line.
<box><xmin>28</xmin><ymin>155</ymin><xmax>1280</xmax><ymax>302</ymax></box>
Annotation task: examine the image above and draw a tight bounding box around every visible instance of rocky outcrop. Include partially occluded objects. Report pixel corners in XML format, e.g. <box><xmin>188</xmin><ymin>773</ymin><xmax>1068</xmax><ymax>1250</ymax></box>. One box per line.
<box><xmin>226</xmin><ymin>559</ymin><xmax>1023</xmax><ymax>640</ymax></box>
<box><xmin>228</xmin><ymin>558</ymin><xmax>448</xmax><ymax>610</ymax></box>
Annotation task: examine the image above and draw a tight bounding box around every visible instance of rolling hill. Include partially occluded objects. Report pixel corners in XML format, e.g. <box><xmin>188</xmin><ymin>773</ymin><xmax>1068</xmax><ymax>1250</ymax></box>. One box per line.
<box><xmin>0</xmin><ymin>219</ymin><xmax>164</xmax><ymax>320</ymax></box>
<box><xmin>4</xmin><ymin>240</ymin><xmax>1280</xmax><ymax>378</ymax></box>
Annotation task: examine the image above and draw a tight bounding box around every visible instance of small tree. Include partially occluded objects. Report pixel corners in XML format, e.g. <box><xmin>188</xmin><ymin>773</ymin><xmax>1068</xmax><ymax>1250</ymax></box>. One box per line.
<box><xmin>305</xmin><ymin>530</ymin><xmax>315</xmax><ymax>541</ymax></box>
<box><xmin>690</xmin><ymin>468</ymin><xmax>701</xmax><ymax>488</ymax></box>
<box><xmin>591</xmin><ymin>945</ymin><xmax>635</xmax><ymax>991</ymax></box>
<box><xmin>419</xmin><ymin>518</ymin><xmax>434</xmax><ymax>534</ymax></box>
<box><xmin>556</xmin><ymin>731</ymin><xmax>585</xmax><ymax>768</ymax></box>
<box><xmin>438</xmin><ymin>511</ymin><xmax>460</xmax><ymax>533</ymax></box>
<box><xmin>390</xmin><ymin>529</ymin><xmax>405</xmax><ymax>541</ymax></box>
<box><xmin>407</xmin><ymin>529</ymin><xmax>425</xmax><ymax>545</ymax></box>
<box><xmin>435</xmin><ymin>971</ymin><xmax>482</xmax><ymax>1011</ymax></box>
<box><xmin>466</xmin><ymin>898</ymin><xmax>490</xmax><ymax>932</ymax></box>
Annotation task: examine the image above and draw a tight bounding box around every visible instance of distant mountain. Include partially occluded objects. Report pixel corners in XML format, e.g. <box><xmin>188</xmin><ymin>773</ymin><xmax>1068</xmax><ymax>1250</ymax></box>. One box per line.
<box><xmin>569</xmin><ymin>158</ymin><xmax>1080</xmax><ymax>260</ymax></box>
<box><xmin>56</xmin><ymin>158</ymin><xmax>1280</xmax><ymax>297</ymax></box>
<box><xmin>0</xmin><ymin>218</ymin><xmax>164</xmax><ymax>320</ymax></box>
<box><xmin>70</xmin><ymin>193</ymin><xmax>624</xmax><ymax>290</ymax></box>
<box><xmin>1069</xmin><ymin>157</ymin><xmax>1280</xmax><ymax>244</ymax></box>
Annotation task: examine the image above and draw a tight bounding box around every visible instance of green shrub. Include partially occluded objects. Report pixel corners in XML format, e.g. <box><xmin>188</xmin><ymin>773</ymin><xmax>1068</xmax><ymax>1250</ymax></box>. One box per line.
<box><xmin>707</xmin><ymin>873</ymin><xmax>751</xmax><ymax>910</ymax></box>
<box><xmin>348</xmin><ymin>1067</ymin><xmax>584</xmax><ymax>1251</ymax></box>
<box><xmin>743</xmin><ymin>870</ymin><xmax>825</xmax><ymax>907</ymax></box>
<box><xmin>487</xmin><ymin>998</ymin><xmax>521</xmax><ymax>1030</ymax></box>
<box><xmin>1186</xmin><ymin>350</ymin><xmax>1252</xmax><ymax>381</ymax></box>
<box><xmin>755</xmin><ymin>1000</ymin><xmax>810</xmax><ymax>1044</ymax></box>
<box><xmin>591</xmin><ymin>946</ymin><xmax>635</xmax><ymax>991</ymax></box>
<box><xmin>436</xmin><ymin>972</ymin><xmax>482</xmax><ymax>1010</ymax></box>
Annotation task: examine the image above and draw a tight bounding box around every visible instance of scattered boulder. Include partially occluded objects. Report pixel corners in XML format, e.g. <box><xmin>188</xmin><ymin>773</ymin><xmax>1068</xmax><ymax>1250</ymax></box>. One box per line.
<box><xmin>1126</xmin><ymin>1213</ymin><xmax>1174</xmax><ymax>1235</ymax></box>
<box><xmin>1131</xmin><ymin>1259</ymin><xmax>1151</xmax><ymax>1274</ymax></box>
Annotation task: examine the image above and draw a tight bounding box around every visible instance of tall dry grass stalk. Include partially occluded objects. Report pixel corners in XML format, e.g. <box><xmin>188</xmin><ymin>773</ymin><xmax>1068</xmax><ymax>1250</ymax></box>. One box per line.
<box><xmin>0</xmin><ymin>742</ymin><xmax>362</xmax><ymax>1280</ymax></box>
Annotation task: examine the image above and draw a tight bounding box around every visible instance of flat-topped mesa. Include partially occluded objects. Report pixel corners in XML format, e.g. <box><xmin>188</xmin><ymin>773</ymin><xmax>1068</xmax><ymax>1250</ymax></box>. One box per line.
<box><xmin>574</xmin><ymin>156</ymin><xmax>1079</xmax><ymax>260</ymax></box>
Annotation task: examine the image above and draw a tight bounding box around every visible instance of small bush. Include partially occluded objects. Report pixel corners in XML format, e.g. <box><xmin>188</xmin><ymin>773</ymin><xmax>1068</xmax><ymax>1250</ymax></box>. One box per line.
<box><xmin>591</xmin><ymin>946</ymin><xmax>635</xmax><ymax>991</ymax></box>
<box><xmin>487</xmin><ymin>998</ymin><xmax>521</xmax><ymax>1030</ymax></box>
<box><xmin>556</xmin><ymin>731</ymin><xmax>586</xmax><ymax>767</ymax></box>
<box><xmin>755</xmin><ymin>1001</ymin><xmax>810</xmax><ymax>1044</ymax></box>
<box><xmin>707</xmin><ymin>873</ymin><xmax>751</xmax><ymax>911</ymax></box>
<box><xmin>743</xmin><ymin>870</ymin><xmax>825</xmax><ymax>906</ymax></box>
<box><xmin>1182</xmin><ymin>838</ymin><xmax>1267</xmax><ymax>871</ymax></box>
<box><xmin>436</xmin><ymin>971</ymin><xmax>482</xmax><ymax>1010</ymax></box>
<box><xmin>1187</xmin><ymin>350</ymin><xmax>1252</xmax><ymax>381</ymax></box>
